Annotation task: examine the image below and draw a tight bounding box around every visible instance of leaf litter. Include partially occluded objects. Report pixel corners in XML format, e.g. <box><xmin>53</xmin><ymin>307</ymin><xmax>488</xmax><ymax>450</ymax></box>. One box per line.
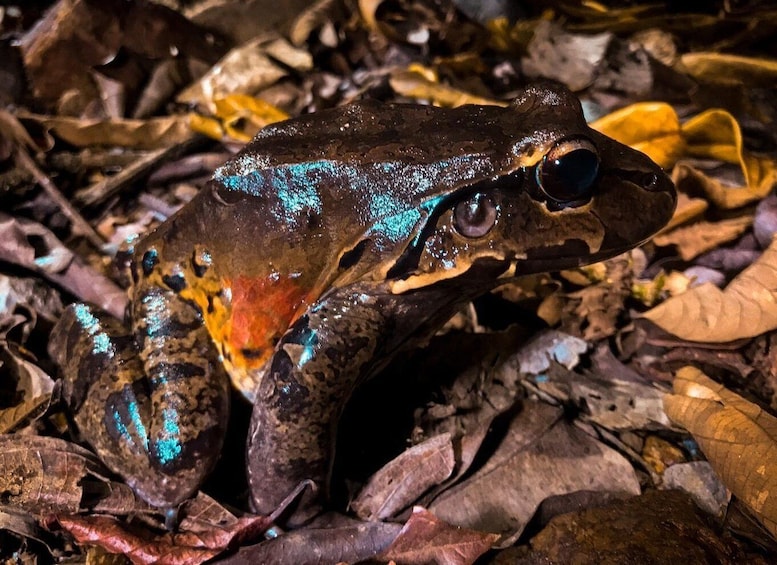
<box><xmin>2</xmin><ymin>0</ymin><xmax>777</xmax><ymax>563</ymax></box>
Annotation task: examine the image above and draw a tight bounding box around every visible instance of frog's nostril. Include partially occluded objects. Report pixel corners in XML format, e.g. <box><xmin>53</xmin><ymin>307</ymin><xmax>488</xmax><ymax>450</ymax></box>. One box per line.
<box><xmin>641</xmin><ymin>172</ymin><xmax>661</xmax><ymax>191</ymax></box>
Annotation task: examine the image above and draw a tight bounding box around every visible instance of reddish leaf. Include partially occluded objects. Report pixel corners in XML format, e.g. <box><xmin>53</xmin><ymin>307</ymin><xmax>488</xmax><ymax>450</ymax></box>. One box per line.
<box><xmin>58</xmin><ymin>512</ymin><xmax>270</xmax><ymax>565</ymax></box>
<box><xmin>381</xmin><ymin>507</ymin><xmax>497</xmax><ymax>565</ymax></box>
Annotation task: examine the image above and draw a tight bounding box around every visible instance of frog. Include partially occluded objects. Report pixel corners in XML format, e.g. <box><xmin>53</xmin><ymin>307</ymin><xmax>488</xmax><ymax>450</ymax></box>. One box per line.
<box><xmin>49</xmin><ymin>83</ymin><xmax>676</xmax><ymax>526</ymax></box>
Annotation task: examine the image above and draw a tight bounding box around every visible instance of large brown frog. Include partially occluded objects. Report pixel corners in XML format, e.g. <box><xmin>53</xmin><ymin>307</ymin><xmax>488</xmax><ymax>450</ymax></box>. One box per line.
<box><xmin>50</xmin><ymin>83</ymin><xmax>676</xmax><ymax>525</ymax></box>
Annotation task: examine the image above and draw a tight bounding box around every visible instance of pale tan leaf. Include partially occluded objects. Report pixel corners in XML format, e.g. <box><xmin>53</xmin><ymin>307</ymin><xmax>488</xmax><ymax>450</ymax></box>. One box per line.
<box><xmin>664</xmin><ymin>366</ymin><xmax>777</xmax><ymax>538</ymax></box>
<box><xmin>177</xmin><ymin>34</ymin><xmax>311</xmax><ymax>112</ymax></box>
<box><xmin>653</xmin><ymin>214</ymin><xmax>753</xmax><ymax>260</ymax></box>
<box><xmin>642</xmin><ymin>236</ymin><xmax>777</xmax><ymax>342</ymax></box>
<box><xmin>389</xmin><ymin>67</ymin><xmax>506</xmax><ymax>108</ymax></box>
<box><xmin>659</xmin><ymin>191</ymin><xmax>708</xmax><ymax>232</ymax></box>
<box><xmin>18</xmin><ymin>113</ymin><xmax>193</xmax><ymax>150</ymax></box>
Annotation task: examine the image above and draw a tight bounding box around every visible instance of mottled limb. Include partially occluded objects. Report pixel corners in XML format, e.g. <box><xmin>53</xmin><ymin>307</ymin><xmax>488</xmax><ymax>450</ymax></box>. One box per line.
<box><xmin>50</xmin><ymin>287</ymin><xmax>230</xmax><ymax>508</ymax></box>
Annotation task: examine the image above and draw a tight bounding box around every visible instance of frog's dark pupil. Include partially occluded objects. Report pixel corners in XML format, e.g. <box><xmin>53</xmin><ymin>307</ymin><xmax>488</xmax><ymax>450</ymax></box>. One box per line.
<box><xmin>453</xmin><ymin>193</ymin><xmax>497</xmax><ymax>238</ymax></box>
<box><xmin>538</xmin><ymin>145</ymin><xmax>599</xmax><ymax>203</ymax></box>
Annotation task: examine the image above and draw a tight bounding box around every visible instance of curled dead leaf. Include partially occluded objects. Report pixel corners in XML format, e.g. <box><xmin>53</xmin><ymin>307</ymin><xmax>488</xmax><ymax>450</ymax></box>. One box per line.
<box><xmin>680</xmin><ymin>109</ymin><xmax>777</xmax><ymax>209</ymax></box>
<box><xmin>590</xmin><ymin>102</ymin><xmax>684</xmax><ymax>169</ymax></box>
<box><xmin>18</xmin><ymin>113</ymin><xmax>193</xmax><ymax>150</ymax></box>
<box><xmin>389</xmin><ymin>67</ymin><xmax>506</xmax><ymax>108</ymax></box>
<box><xmin>664</xmin><ymin>366</ymin><xmax>777</xmax><ymax>538</ymax></box>
<box><xmin>380</xmin><ymin>507</ymin><xmax>498</xmax><ymax>565</ymax></box>
<box><xmin>190</xmin><ymin>94</ymin><xmax>288</xmax><ymax>142</ymax></box>
<box><xmin>679</xmin><ymin>53</ymin><xmax>777</xmax><ymax>87</ymax></box>
<box><xmin>177</xmin><ymin>34</ymin><xmax>311</xmax><ymax>112</ymax></box>
<box><xmin>653</xmin><ymin>214</ymin><xmax>753</xmax><ymax>261</ymax></box>
<box><xmin>642</xmin><ymin>235</ymin><xmax>777</xmax><ymax>342</ymax></box>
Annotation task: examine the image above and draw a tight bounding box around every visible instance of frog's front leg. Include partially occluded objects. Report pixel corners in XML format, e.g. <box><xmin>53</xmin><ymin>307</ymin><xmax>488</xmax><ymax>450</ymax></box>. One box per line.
<box><xmin>246</xmin><ymin>287</ymin><xmax>389</xmax><ymax>524</ymax></box>
<box><xmin>246</xmin><ymin>282</ymin><xmax>461</xmax><ymax>525</ymax></box>
<box><xmin>50</xmin><ymin>284</ymin><xmax>230</xmax><ymax>508</ymax></box>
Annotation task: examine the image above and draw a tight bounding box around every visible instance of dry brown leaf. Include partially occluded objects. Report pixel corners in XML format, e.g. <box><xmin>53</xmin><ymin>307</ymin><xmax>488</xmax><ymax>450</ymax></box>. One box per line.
<box><xmin>177</xmin><ymin>34</ymin><xmax>311</xmax><ymax>112</ymax></box>
<box><xmin>389</xmin><ymin>67</ymin><xmax>506</xmax><ymax>108</ymax></box>
<box><xmin>19</xmin><ymin>113</ymin><xmax>193</xmax><ymax>150</ymax></box>
<box><xmin>653</xmin><ymin>214</ymin><xmax>753</xmax><ymax>261</ymax></box>
<box><xmin>0</xmin><ymin>344</ymin><xmax>55</xmax><ymax>434</ymax></box>
<box><xmin>429</xmin><ymin>402</ymin><xmax>639</xmax><ymax>545</ymax></box>
<box><xmin>352</xmin><ymin>433</ymin><xmax>455</xmax><ymax>521</ymax></box>
<box><xmin>660</xmin><ymin>191</ymin><xmax>709</xmax><ymax>232</ymax></box>
<box><xmin>0</xmin><ymin>435</ymin><xmax>105</xmax><ymax>514</ymax></box>
<box><xmin>680</xmin><ymin>109</ymin><xmax>777</xmax><ymax>209</ymax></box>
<box><xmin>0</xmin><ymin>213</ymin><xmax>127</xmax><ymax>318</ymax></box>
<box><xmin>679</xmin><ymin>52</ymin><xmax>777</xmax><ymax>87</ymax></box>
<box><xmin>223</xmin><ymin>520</ymin><xmax>402</xmax><ymax>563</ymax></box>
<box><xmin>59</xmin><ymin>515</ymin><xmax>220</xmax><ymax>565</ymax></box>
<box><xmin>642</xmin><ymin>235</ymin><xmax>777</xmax><ymax>342</ymax></box>
<box><xmin>664</xmin><ymin>366</ymin><xmax>777</xmax><ymax>538</ymax></box>
<box><xmin>590</xmin><ymin>102</ymin><xmax>684</xmax><ymax>169</ymax></box>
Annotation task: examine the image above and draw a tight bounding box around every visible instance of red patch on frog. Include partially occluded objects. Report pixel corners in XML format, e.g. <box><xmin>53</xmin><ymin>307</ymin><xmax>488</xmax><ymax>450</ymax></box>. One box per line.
<box><xmin>227</xmin><ymin>274</ymin><xmax>311</xmax><ymax>368</ymax></box>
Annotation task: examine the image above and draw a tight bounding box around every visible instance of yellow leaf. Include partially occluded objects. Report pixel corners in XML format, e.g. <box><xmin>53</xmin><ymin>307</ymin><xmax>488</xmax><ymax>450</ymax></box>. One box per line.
<box><xmin>190</xmin><ymin>95</ymin><xmax>289</xmax><ymax>143</ymax></box>
<box><xmin>681</xmin><ymin>109</ymin><xmax>777</xmax><ymax>209</ymax></box>
<box><xmin>188</xmin><ymin>114</ymin><xmax>226</xmax><ymax>140</ymax></box>
<box><xmin>643</xmin><ymin>236</ymin><xmax>777</xmax><ymax>342</ymax></box>
<box><xmin>389</xmin><ymin>68</ymin><xmax>507</xmax><ymax>108</ymax></box>
<box><xmin>680</xmin><ymin>53</ymin><xmax>777</xmax><ymax>87</ymax></box>
<box><xmin>664</xmin><ymin>366</ymin><xmax>777</xmax><ymax>538</ymax></box>
<box><xmin>590</xmin><ymin>103</ymin><xmax>684</xmax><ymax>169</ymax></box>
<box><xmin>215</xmin><ymin>94</ymin><xmax>289</xmax><ymax>141</ymax></box>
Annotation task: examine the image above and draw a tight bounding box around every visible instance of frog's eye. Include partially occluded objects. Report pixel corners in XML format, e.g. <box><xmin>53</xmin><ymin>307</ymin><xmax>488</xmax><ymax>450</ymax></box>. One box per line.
<box><xmin>453</xmin><ymin>192</ymin><xmax>498</xmax><ymax>238</ymax></box>
<box><xmin>536</xmin><ymin>138</ymin><xmax>599</xmax><ymax>203</ymax></box>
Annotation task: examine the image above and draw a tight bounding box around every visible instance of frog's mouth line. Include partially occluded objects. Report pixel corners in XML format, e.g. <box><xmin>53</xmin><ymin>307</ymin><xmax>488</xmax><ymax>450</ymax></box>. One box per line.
<box><xmin>511</xmin><ymin>237</ymin><xmax>649</xmax><ymax>276</ymax></box>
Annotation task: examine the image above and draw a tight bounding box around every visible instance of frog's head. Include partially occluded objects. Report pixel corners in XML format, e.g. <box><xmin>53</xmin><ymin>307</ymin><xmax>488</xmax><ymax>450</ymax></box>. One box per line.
<box><xmin>381</xmin><ymin>84</ymin><xmax>676</xmax><ymax>293</ymax></box>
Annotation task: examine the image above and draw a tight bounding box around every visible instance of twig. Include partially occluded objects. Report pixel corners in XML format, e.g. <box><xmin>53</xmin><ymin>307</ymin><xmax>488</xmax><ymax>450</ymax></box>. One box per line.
<box><xmin>13</xmin><ymin>148</ymin><xmax>105</xmax><ymax>250</ymax></box>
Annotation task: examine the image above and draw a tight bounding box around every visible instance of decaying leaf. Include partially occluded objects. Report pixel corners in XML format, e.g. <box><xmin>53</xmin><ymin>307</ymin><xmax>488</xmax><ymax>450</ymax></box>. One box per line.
<box><xmin>643</xmin><ymin>236</ymin><xmax>777</xmax><ymax>342</ymax></box>
<box><xmin>0</xmin><ymin>435</ymin><xmax>113</xmax><ymax>514</ymax></box>
<box><xmin>59</xmin><ymin>515</ymin><xmax>220</xmax><ymax>565</ymax></box>
<box><xmin>19</xmin><ymin>0</ymin><xmax>225</xmax><ymax>117</ymax></box>
<box><xmin>0</xmin><ymin>344</ymin><xmax>55</xmax><ymax>433</ymax></box>
<box><xmin>380</xmin><ymin>507</ymin><xmax>498</xmax><ymax>565</ymax></box>
<box><xmin>664</xmin><ymin>366</ymin><xmax>777</xmax><ymax>538</ymax></box>
<box><xmin>217</xmin><ymin>519</ymin><xmax>402</xmax><ymax>564</ymax></box>
<box><xmin>513</xmin><ymin>330</ymin><xmax>588</xmax><ymax>375</ymax></box>
<box><xmin>521</xmin><ymin>20</ymin><xmax>613</xmax><ymax>91</ymax></box>
<box><xmin>352</xmin><ymin>433</ymin><xmax>455</xmax><ymax>521</ymax></box>
<box><xmin>532</xmin><ymin>345</ymin><xmax>671</xmax><ymax>431</ymax></box>
<box><xmin>429</xmin><ymin>402</ymin><xmax>640</xmax><ymax>545</ymax></box>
